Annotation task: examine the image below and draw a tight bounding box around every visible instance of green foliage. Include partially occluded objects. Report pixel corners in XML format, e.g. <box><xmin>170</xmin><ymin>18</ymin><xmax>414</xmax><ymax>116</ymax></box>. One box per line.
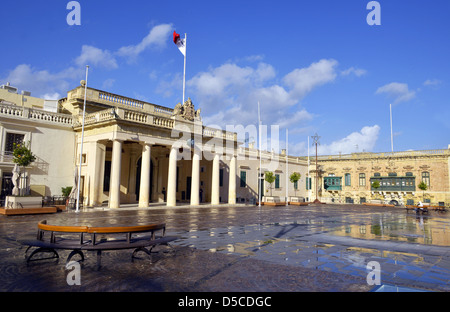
<box><xmin>12</xmin><ymin>142</ymin><xmax>36</xmax><ymax>167</ymax></box>
<box><xmin>289</xmin><ymin>172</ymin><xmax>301</xmax><ymax>184</ymax></box>
<box><xmin>264</xmin><ymin>171</ymin><xmax>275</xmax><ymax>184</ymax></box>
<box><xmin>265</xmin><ymin>171</ymin><xmax>275</xmax><ymax>196</ymax></box>
<box><xmin>371</xmin><ymin>180</ymin><xmax>380</xmax><ymax>189</ymax></box>
<box><xmin>418</xmin><ymin>181</ymin><xmax>428</xmax><ymax>191</ymax></box>
<box><xmin>61</xmin><ymin>186</ymin><xmax>73</xmax><ymax>197</ymax></box>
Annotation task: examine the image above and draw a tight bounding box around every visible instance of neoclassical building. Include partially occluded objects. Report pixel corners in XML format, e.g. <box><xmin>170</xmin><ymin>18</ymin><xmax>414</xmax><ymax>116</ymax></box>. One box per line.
<box><xmin>0</xmin><ymin>82</ymin><xmax>309</xmax><ymax>208</ymax></box>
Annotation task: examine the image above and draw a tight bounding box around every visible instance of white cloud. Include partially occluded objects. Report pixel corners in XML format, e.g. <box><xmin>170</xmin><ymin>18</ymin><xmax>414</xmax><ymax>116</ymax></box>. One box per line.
<box><xmin>2</xmin><ymin>64</ymin><xmax>82</xmax><ymax>99</ymax></box>
<box><xmin>376</xmin><ymin>82</ymin><xmax>416</xmax><ymax>104</ymax></box>
<box><xmin>117</xmin><ymin>23</ymin><xmax>172</xmax><ymax>60</ymax></box>
<box><xmin>341</xmin><ymin>67</ymin><xmax>367</xmax><ymax>77</ymax></box>
<box><xmin>187</xmin><ymin>59</ymin><xmax>340</xmax><ymax>130</ymax></box>
<box><xmin>42</xmin><ymin>93</ymin><xmax>61</xmax><ymax>100</ymax></box>
<box><xmin>283</xmin><ymin>59</ymin><xmax>338</xmax><ymax>99</ymax></box>
<box><xmin>423</xmin><ymin>79</ymin><xmax>441</xmax><ymax>86</ymax></box>
<box><xmin>2</xmin><ymin>23</ymin><xmax>173</xmax><ymax>99</ymax></box>
<box><xmin>75</xmin><ymin>45</ymin><xmax>118</xmax><ymax>69</ymax></box>
<box><xmin>318</xmin><ymin>125</ymin><xmax>381</xmax><ymax>155</ymax></box>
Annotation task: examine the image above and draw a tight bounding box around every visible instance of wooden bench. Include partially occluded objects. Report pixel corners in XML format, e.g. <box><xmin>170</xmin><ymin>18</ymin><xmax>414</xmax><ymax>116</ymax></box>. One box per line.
<box><xmin>405</xmin><ymin>205</ymin><xmax>429</xmax><ymax>215</ymax></box>
<box><xmin>21</xmin><ymin>220</ymin><xmax>178</xmax><ymax>268</ymax></box>
<box><xmin>429</xmin><ymin>205</ymin><xmax>448</xmax><ymax>212</ymax></box>
<box><xmin>263</xmin><ymin>196</ymin><xmax>287</xmax><ymax>206</ymax></box>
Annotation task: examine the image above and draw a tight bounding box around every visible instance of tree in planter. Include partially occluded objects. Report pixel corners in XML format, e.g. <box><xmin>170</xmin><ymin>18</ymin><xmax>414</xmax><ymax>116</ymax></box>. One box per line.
<box><xmin>61</xmin><ymin>186</ymin><xmax>73</xmax><ymax>198</ymax></box>
<box><xmin>371</xmin><ymin>180</ymin><xmax>380</xmax><ymax>199</ymax></box>
<box><xmin>265</xmin><ymin>171</ymin><xmax>275</xmax><ymax>196</ymax></box>
<box><xmin>12</xmin><ymin>141</ymin><xmax>36</xmax><ymax>196</ymax></box>
<box><xmin>418</xmin><ymin>181</ymin><xmax>428</xmax><ymax>202</ymax></box>
<box><xmin>289</xmin><ymin>172</ymin><xmax>301</xmax><ymax>197</ymax></box>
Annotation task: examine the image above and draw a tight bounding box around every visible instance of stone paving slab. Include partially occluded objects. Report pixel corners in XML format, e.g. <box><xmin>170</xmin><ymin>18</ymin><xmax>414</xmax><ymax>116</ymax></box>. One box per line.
<box><xmin>0</xmin><ymin>204</ymin><xmax>449</xmax><ymax>292</ymax></box>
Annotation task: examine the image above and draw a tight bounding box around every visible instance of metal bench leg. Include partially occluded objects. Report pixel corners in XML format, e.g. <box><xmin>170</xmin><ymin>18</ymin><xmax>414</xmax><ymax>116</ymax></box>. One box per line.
<box><xmin>96</xmin><ymin>250</ymin><xmax>102</xmax><ymax>270</ymax></box>
<box><xmin>26</xmin><ymin>247</ymin><xmax>59</xmax><ymax>263</ymax></box>
<box><xmin>67</xmin><ymin>249</ymin><xmax>85</xmax><ymax>263</ymax></box>
<box><xmin>132</xmin><ymin>247</ymin><xmax>152</xmax><ymax>262</ymax></box>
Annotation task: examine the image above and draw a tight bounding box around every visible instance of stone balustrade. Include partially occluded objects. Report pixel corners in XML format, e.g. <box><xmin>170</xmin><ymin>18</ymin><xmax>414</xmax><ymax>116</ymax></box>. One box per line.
<box><xmin>0</xmin><ymin>102</ymin><xmax>74</xmax><ymax>126</ymax></box>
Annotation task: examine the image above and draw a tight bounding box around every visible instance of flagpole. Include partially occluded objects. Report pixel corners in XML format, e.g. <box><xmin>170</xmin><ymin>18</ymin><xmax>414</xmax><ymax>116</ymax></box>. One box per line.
<box><xmin>258</xmin><ymin>101</ymin><xmax>262</xmax><ymax>207</ymax></box>
<box><xmin>183</xmin><ymin>33</ymin><xmax>187</xmax><ymax>104</ymax></box>
<box><xmin>286</xmin><ymin>129</ymin><xmax>289</xmax><ymax>206</ymax></box>
<box><xmin>390</xmin><ymin>104</ymin><xmax>394</xmax><ymax>153</ymax></box>
<box><xmin>308</xmin><ymin>136</ymin><xmax>311</xmax><ymax>202</ymax></box>
<box><xmin>76</xmin><ymin>65</ymin><xmax>89</xmax><ymax>213</ymax></box>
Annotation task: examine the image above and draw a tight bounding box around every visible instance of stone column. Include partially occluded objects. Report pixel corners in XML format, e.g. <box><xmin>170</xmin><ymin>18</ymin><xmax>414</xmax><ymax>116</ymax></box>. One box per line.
<box><xmin>228</xmin><ymin>155</ymin><xmax>236</xmax><ymax>205</ymax></box>
<box><xmin>166</xmin><ymin>146</ymin><xmax>177</xmax><ymax>206</ymax></box>
<box><xmin>190</xmin><ymin>147</ymin><xmax>201</xmax><ymax>205</ymax></box>
<box><xmin>211</xmin><ymin>153</ymin><xmax>220</xmax><ymax>205</ymax></box>
<box><xmin>109</xmin><ymin>139</ymin><xmax>123</xmax><ymax>209</ymax></box>
<box><xmin>139</xmin><ymin>143</ymin><xmax>152</xmax><ymax>208</ymax></box>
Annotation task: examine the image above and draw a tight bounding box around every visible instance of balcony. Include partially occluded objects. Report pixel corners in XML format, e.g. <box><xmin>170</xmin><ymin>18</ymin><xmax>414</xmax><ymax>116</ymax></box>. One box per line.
<box><xmin>370</xmin><ymin>177</ymin><xmax>416</xmax><ymax>192</ymax></box>
<box><xmin>324</xmin><ymin>177</ymin><xmax>342</xmax><ymax>191</ymax></box>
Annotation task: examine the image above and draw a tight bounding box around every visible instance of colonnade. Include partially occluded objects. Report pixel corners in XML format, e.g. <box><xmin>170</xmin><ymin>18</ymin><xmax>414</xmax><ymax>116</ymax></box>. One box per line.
<box><xmin>107</xmin><ymin>139</ymin><xmax>236</xmax><ymax>208</ymax></box>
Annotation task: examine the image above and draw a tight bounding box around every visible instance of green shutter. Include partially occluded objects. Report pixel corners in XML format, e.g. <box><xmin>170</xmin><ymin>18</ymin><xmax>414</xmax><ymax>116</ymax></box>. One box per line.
<box><xmin>240</xmin><ymin>171</ymin><xmax>246</xmax><ymax>187</ymax></box>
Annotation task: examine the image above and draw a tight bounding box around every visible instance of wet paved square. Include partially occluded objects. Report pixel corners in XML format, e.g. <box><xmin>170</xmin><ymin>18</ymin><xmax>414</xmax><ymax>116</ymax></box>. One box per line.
<box><xmin>0</xmin><ymin>204</ymin><xmax>449</xmax><ymax>292</ymax></box>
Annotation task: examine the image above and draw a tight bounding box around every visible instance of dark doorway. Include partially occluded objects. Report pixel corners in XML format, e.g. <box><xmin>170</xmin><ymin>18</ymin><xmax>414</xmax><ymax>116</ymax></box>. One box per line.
<box><xmin>1</xmin><ymin>173</ymin><xmax>13</xmax><ymax>205</ymax></box>
<box><xmin>135</xmin><ymin>158</ymin><xmax>153</xmax><ymax>201</ymax></box>
<box><xmin>186</xmin><ymin>176</ymin><xmax>191</xmax><ymax>201</ymax></box>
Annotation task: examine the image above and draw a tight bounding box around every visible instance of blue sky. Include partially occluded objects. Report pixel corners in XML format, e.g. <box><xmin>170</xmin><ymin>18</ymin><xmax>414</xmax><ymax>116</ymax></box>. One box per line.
<box><xmin>1</xmin><ymin>0</ymin><xmax>449</xmax><ymax>155</ymax></box>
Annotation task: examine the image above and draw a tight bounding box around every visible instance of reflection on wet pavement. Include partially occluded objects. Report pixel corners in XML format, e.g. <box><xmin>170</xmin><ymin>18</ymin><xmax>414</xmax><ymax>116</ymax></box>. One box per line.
<box><xmin>1</xmin><ymin>203</ymin><xmax>449</xmax><ymax>291</ymax></box>
<box><xmin>170</xmin><ymin>205</ymin><xmax>450</xmax><ymax>291</ymax></box>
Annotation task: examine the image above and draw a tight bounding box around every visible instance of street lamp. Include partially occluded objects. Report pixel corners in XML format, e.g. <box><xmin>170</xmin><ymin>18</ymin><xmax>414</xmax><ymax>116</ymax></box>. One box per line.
<box><xmin>311</xmin><ymin>133</ymin><xmax>322</xmax><ymax>204</ymax></box>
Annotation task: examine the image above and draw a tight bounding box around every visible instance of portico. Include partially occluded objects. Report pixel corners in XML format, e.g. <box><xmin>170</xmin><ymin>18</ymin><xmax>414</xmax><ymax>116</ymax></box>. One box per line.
<box><xmin>64</xmin><ymin>85</ymin><xmax>238</xmax><ymax>209</ymax></box>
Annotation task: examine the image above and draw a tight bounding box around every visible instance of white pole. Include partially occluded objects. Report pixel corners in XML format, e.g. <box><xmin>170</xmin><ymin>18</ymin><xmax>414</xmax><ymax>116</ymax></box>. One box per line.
<box><xmin>390</xmin><ymin>104</ymin><xmax>394</xmax><ymax>153</ymax></box>
<box><xmin>76</xmin><ymin>65</ymin><xmax>89</xmax><ymax>213</ymax></box>
<box><xmin>258</xmin><ymin>101</ymin><xmax>262</xmax><ymax>207</ymax></box>
<box><xmin>182</xmin><ymin>33</ymin><xmax>187</xmax><ymax>104</ymax></box>
<box><xmin>308</xmin><ymin>136</ymin><xmax>310</xmax><ymax>202</ymax></box>
<box><xmin>286</xmin><ymin>129</ymin><xmax>289</xmax><ymax>206</ymax></box>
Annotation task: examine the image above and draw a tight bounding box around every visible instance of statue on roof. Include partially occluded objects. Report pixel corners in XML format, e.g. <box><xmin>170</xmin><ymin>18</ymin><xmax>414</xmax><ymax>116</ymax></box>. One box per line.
<box><xmin>173</xmin><ymin>98</ymin><xmax>200</xmax><ymax>121</ymax></box>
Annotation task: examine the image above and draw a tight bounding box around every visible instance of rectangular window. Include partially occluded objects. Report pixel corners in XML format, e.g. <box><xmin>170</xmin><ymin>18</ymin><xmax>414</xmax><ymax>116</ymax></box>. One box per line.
<box><xmin>345</xmin><ymin>173</ymin><xmax>351</xmax><ymax>186</ymax></box>
<box><xmin>422</xmin><ymin>172</ymin><xmax>430</xmax><ymax>187</ymax></box>
<box><xmin>240</xmin><ymin>171</ymin><xmax>246</xmax><ymax>187</ymax></box>
<box><xmin>359</xmin><ymin>173</ymin><xmax>366</xmax><ymax>186</ymax></box>
<box><xmin>219</xmin><ymin>169</ymin><xmax>224</xmax><ymax>187</ymax></box>
<box><xmin>5</xmin><ymin>133</ymin><xmax>25</xmax><ymax>154</ymax></box>
<box><xmin>306</xmin><ymin>177</ymin><xmax>311</xmax><ymax>190</ymax></box>
<box><xmin>275</xmin><ymin>174</ymin><xmax>280</xmax><ymax>189</ymax></box>
<box><xmin>294</xmin><ymin>180</ymin><xmax>298</xmax><ymax>190</ymax></box>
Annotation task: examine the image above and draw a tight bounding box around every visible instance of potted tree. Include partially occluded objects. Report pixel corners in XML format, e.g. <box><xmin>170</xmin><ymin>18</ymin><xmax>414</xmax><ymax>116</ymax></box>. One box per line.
<box><xmin>6</xmin><ymin>142</ymin><xmax>41</xmax><ymax>209</ymax></box>
<box><xmin>371</xmin><ymin>180</ymin><xmax>381</xmax><ymax>204</ymax></box>
<box><xmin>418</xmin><ymin>181</ymin><xmax>428</xmax><ymax>203</ymax></box>
<box><xmin>264</xmin><ymin>171</ymin><xmax>275</xmax><ymax>203</ymax></box>
<box><xmin>289</xmin><ymin>172</ymin><xmax>301</xmax><ymax>202</ymax></box>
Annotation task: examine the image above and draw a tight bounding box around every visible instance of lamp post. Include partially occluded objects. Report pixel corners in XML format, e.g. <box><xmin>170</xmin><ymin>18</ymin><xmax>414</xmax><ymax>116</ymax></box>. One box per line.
<box><xmin>76</xmin><ymin>65</ymin><xmax>89</xmax><ymax>213</ymax></box>
<box><xmin>311</xmin><ymin>133</ymin><xmax>322</xmax><ymax>204</ymax></box>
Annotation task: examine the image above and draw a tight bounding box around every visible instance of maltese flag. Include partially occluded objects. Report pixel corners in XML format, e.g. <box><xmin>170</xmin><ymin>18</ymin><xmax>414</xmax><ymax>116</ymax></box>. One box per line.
<box><xmin>173</xmin><ymin>31</ymin><xmax>186</xmax><ymax>56</ymax></box>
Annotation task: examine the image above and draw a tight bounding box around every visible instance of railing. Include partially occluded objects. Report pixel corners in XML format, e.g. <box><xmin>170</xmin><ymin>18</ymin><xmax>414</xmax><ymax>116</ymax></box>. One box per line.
<box><xmin>28</xmin><ymin>108</ymin><xmax>74</xmax><ymax>125</ymax></box>
<box><xmin>0</xmin><ymin>103</ymin><xmax>74</xmax><ymax>126</ymax></box>
<box><xmin>153</xmin><ymin>116</ymin><xmax>174</xmax><ymax>128</ymax></box>
<box><xmin>300</xmin><ymin>149</ymin><xmax>450</xmax><ymax>161</ymax></box>
<box><xmin>98</xmin><ymin>92</ymin><xmax>144</xmax><ymax>109</ymax></box>
<box><xmin>202</xmin><ymin>126</ymin><xmax>237</xmax><ymax>141</ymax></box>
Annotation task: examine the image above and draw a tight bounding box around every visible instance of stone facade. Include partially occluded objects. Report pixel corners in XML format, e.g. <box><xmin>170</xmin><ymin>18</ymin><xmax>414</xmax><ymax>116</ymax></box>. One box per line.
<box><xmin>309</xmin><ymin>149</ymin><xmax>450</xmax><ymax>206</ymax></box>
